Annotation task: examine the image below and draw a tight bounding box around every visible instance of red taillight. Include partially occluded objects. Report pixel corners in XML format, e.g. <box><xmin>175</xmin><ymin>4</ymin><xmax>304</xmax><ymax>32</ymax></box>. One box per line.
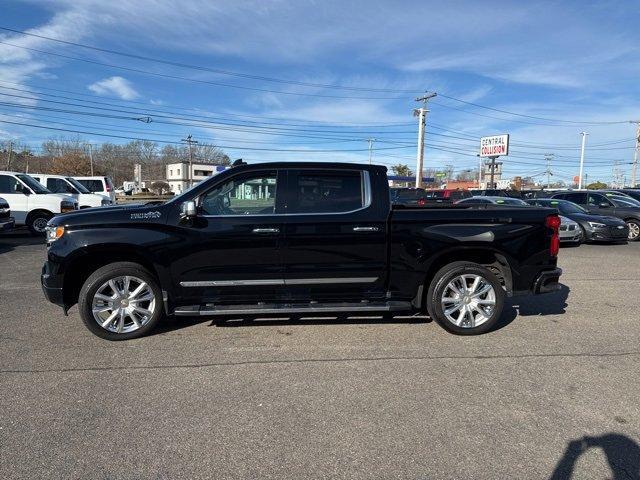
<box><xmin>546</xmin><ymin>214</ymin><xmax>561</xmax><ymax>256</ymax></box>
<box><xmin>418</xmin><ymin>198</ymin><xmax>426</xmax><ymax>207</ymax></box>
<box><xmin>106</xmin><ymin>184</ymin><xmax>112</xmax><ymax>192</ymax></box>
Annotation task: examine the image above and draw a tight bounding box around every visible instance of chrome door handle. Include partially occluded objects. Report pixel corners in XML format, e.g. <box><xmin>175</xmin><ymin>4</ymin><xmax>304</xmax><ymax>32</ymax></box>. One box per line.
<box><xmin>252</xmin><ymin>227</ymin><xmax>280</xmax><ymax>234</ymax></box>
<box><xmin>353</xmin><ymin>226</ymin><xmax>379</xmax><ymax>232</ymax></box>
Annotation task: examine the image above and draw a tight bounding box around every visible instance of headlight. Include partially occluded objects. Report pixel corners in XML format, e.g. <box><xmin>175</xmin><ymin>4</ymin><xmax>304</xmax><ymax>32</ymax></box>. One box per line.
<box><xmin>60</xmin><ymin>201</ymin><xmax>77</xmax><ymax>213</ymax></box>
<box><xmin>45</xmin><ymin>225</ymin><xmax>65</xmax><ymax>242</ymax></box>
<box><xmin>588</xmin><ymin>221</ymin><xmax>606</xmax><ymax>229</ymax></box>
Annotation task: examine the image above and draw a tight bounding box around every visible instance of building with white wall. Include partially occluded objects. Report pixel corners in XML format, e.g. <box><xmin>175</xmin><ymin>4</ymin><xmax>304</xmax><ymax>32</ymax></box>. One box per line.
<box><xmin>166</xmin><ymin>162</ymin><xmax>229</xmax><ymax>194</ymax></box>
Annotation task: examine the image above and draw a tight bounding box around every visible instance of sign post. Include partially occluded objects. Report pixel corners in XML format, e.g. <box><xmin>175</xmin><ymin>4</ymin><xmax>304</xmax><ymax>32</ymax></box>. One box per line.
<box><xmin>479</xmin><ymin>134</ymin><xmax>509</xmax><ymax>188</ymax></box>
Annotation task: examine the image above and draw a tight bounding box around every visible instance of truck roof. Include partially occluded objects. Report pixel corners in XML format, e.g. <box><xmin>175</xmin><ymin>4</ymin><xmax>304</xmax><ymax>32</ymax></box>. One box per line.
<box><xmin>228</xmin><ymin>162</ymin><xmax>388</xmax><ymax>172</ymax></box>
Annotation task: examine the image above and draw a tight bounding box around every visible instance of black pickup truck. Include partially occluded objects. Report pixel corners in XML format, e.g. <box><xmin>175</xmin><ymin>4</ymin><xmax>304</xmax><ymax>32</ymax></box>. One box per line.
<box><xmin>41</xmin><ymin>162</ymin><xmax>562</xmax><ymax>340</ymax></box>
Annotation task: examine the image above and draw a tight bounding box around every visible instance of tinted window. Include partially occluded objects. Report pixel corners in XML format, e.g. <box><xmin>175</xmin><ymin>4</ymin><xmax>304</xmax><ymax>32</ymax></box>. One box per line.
<box><xmin>78</xmin><ymin>179</ymin><xmax>104</xmax><ymax>192</ymax></box>
<box><xmin>290</xmin><ymin>170</ymin><xmax>365</xmax><ymax>214</ymax></box>
<box><xmin>201</xmin><ymin>172</ymin><xmax>277</xmax><ymax>216</ymax></box>
<box><xmin>557</xmin><ymin>192</ymin><xmax>586</xmax><ymax>204</ymax></box>
<box><xmin>0</xmin><ymin>175</ymin><xmax>22</xmax><ymax>194</ymax></box>
<box><xmin>66</xmin><ymin>177</ymin><xmax>91</xmax><ymax>193</ymax></box>
<box><xmin>588</xmin><ymin>193</ymin><xmax>612</xmax><ymax>206</ymax></box>
<box><xmin>16</xmin><ymin>174</ymin><xmax>50</xmax><ymax>194</ymax></box>
<box><xmin>47</xmin><ymin>178</ymin><xmax>75</xmax><ymax>194</ymax></box>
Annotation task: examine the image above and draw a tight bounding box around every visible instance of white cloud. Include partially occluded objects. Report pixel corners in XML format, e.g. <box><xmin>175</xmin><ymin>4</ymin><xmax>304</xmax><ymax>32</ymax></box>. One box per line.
<box><xmin>88</xmin><ymin>76</ymin><xmax>139</xmax><ymax>100</ymax></box>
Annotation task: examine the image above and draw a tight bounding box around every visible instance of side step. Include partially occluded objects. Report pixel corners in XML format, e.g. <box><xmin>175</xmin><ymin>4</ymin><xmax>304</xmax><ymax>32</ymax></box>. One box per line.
<box><xmin>173</xmin><ymin>301</ymin><xmax>413</xmax><ymax>317</ymax></box>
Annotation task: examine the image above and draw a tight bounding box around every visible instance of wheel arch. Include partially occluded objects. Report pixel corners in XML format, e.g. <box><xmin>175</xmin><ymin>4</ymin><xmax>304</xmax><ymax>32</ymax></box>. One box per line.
<box><xmin>62</xmin><ymin>246</ymin><xmax>164</xmax><ymax>311</ymax></box>
<box><xmin>25</xmin><ymin>208</ymin><xmax>54</xmax><ymax>224</ymax></box>
<box><xmin>412</xmin><ymin>247</ymin><xmax>513</xmax><ymax>310</ymax></box>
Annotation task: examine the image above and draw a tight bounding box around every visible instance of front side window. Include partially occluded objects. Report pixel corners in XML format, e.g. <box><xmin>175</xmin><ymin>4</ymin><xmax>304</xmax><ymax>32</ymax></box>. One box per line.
<box><xmin>200</xmin><ymin>172</ymin><xmax>277</xmax><ymax>216</ymax></box>
<box><xmin>289</xmin><ymin>170</ymin><xmax>366</xmax><ymax>214</ymax></box>
<box><xmin>0</xmin><ymin>175</ymin><xmax>23</xmax><ymax>194</ymax></box>
<box><xmin>588</xmin><ymin>193</ymin><xmax>612</xmax><ymax>206</ymax></box>
<box><xmin>47</xmin><ymin>178</ymin><xmax>76</xmax><ymax>194</ymax></box>
<box><xmin>16</xmin><ymin>174</ymin><xmax>50</xmax><ymax>194</ymax></box>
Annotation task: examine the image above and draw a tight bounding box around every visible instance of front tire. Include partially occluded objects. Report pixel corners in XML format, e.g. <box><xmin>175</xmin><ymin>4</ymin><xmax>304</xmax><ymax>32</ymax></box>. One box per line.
<box><xmin>626</xmin><ymin>220</ymin><xmax>640</xmax><ymax>241</ymax></box>
<box><xmin>427</xmin><ymin>262</ymin><xmax>505</xmax><ymax>335</ymax></box>
<box><xmin>27</xmin><ymin>212</ymin><xmax>53</xmax><ymax>235</ymax></box>
<box><xmin>78</xmin><ymin>262</ymin><xmax>163</xmax><ymax>340</ymax></box>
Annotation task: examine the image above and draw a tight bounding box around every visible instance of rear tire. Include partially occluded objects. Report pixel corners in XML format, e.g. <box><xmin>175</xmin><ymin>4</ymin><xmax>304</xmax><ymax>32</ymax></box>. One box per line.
<box><xmin>27</xmin><ymin>211</ymin><xmax>53</xmax><ymax>236</ymax></box>
<box><xmin>427</xmin><ymin>261</ymin><xmax>505</xmax><ymax>335</ymax></box>
<box><xmin>78</xmin><ymin>262</ymin><xmax>163</xmax><ymax>340</ymax></box>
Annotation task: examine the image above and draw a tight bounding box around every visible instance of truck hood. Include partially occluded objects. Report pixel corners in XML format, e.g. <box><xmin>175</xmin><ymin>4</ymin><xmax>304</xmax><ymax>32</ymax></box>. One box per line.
<box><xmin>49</xmin><ymin>202</ymin><xmax>170</xmax><ymax>227</ymax></box>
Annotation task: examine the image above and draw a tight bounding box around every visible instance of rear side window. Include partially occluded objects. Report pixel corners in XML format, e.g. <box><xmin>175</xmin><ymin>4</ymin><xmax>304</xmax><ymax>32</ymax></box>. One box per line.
<box><xmin>289</xmin><ymin>170</ymin><xmax>366</xmax><ymax>214</ymax></box>
<box><xmin>78</xmin><ymin>179</ymin><xmax>104</xmax><ymax>192</ymax></box>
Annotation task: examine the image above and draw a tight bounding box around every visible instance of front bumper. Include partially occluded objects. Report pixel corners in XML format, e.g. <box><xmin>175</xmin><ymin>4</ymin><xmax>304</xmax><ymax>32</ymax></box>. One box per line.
<box><xmin>41</xmin><ymin>262</ymin><xmax>65</xmax><ymax>308</ymax></box>
<box><xmin>532</xmin><ymin>268</ymin><xmax>562</xmax><ymax>294</ymax></box>
<box><xmin>587</xmin><ymin>225</ymin><xmax>628</xmax><ymax>242</ymax></box>
<box><xmin>1</xmin><ymin>217</ymin><xmax>14</xmax><ymax>232</ymax></box>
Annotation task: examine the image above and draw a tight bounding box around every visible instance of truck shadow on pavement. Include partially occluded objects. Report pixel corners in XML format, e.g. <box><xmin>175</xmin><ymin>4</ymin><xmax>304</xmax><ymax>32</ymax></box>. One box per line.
<box><xmin>156</xmin><ymin>284</ymin><xmax>569</xmax><ymax>334</ymax></box>
<box><xmin>0</xmin><ymin>229</ymin><xmax>45</xmax><ymax>254</ymax></box>
<box><xmin>549</xmin><ymin>433</ymin><xmax>640</xmax><ymax>480</ymax></box>
<box><xmin>494</xmin><ymin>284</ymin><xmax>570</xmax><ymax>331</ymax></box>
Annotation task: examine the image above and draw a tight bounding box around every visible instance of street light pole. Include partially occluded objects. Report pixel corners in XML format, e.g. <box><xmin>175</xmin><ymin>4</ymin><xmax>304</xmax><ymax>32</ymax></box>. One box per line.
<box><xmin>578</xmin><ymin>132</ymin><xmax>588</xmax><ymax>189</ymax></box>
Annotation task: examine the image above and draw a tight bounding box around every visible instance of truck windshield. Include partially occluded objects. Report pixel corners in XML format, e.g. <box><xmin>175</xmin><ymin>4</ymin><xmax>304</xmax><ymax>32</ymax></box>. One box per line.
<box><xmin>66</xmin><ymin>177</ymin><xmax>91</xmax><ymax>194</ymax></box>
<box><xmin>16</xmin><ymin>174</ymin><xmax>51</xmax><ymax>194</ymax></box>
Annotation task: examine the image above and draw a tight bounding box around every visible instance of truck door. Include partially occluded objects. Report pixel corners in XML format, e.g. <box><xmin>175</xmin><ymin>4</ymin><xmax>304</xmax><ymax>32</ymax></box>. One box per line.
<box><xmin>169</xmin><ymin>169</ymin><xmax>286</xmax><ymax>305</ymax></box>
<box><xmin>281</xmin><ymin>168</ymin><xmax>387</xmax><ymax>301</ymax></box>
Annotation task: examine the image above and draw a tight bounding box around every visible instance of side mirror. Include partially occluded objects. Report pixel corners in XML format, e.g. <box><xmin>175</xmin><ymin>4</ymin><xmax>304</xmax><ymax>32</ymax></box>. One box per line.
<box><xmin>181</xmin><ymin>200</ymin><xmax>197</xmax><ymax>218</ymax></box>
<box><xmin>22</xmin><ymin>186</ymin><xmax>31</xmax><ymax>195</ymax></box>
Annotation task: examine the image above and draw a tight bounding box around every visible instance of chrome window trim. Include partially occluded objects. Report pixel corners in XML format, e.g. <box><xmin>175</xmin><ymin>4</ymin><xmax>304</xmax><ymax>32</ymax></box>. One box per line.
<box><xmin>180</xmin><ymin>277</ymin><xmax>378</xmax><ymax>287</ymax></box>
<box><xmin>198</xmin><ymin>169</ymin><xmax>373</xmax><ymax>218</ymax></box>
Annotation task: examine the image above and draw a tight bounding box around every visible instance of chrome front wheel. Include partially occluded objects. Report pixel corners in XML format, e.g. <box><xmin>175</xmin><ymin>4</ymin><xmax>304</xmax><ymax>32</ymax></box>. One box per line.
<box><xmin>440</xmin><ymin>274</ymin><xmax>497</xmax><ymax>328</ymax></box>
<box><xmin>91</xmin><ymin>275</ymin><xmax>156</xmax><ymax>334</ymax></box>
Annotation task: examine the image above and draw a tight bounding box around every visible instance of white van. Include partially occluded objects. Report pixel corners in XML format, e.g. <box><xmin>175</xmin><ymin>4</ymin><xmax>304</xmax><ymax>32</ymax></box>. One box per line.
<box><xmin>0</xmin><ymin>171</ymin><xmax>79</xmax><ymax>235</ymax></box>
<box><xmin>73</xmin><ymin>176</ymin><xmax>116</xmax><ymax>203</ymax></box>
<box><xmin>30</xmin><ymin>174</ymin><xmax>113</xmax><ymax>209</ymax></box>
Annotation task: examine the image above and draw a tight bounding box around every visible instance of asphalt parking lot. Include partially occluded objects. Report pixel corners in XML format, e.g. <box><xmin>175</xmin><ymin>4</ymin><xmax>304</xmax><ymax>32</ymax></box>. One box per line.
<box><xmin>1</xmin><ymin>230</ymin><xmax>639</xmax><ymax>480</ymax></box>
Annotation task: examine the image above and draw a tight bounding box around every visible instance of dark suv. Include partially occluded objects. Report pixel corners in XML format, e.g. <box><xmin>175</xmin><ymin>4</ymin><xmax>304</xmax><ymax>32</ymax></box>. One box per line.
<box><xmin>551</xmin><ymin>191</ymin><xmax>640</xmax><ymax>241</ymax></box>
<box><xmin>389</xmin><ymin>187</ymin><xmax>427</xmax><ymax>206</ymax></box>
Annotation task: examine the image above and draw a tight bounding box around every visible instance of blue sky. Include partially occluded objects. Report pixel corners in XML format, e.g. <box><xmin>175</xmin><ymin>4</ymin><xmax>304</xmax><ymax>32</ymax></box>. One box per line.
<box><xmin>1</xmin><ymin>0</ymin><xmax>639</xmax><ymax>184</ymax></box>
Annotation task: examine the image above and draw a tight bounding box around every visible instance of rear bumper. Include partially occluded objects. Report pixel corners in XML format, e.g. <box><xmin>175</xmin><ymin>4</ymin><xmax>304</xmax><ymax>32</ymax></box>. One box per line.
<box><xmin>41</xmin><ymin>262</ymin><xmax>65</xmax><ymax>308</ymax></box>
<box><xmin>532</xmin><ymin>268</ymin><xmax>562</xmax><ymax>294</ymax></box>
<box><xmin>0</xmin><ymin>217</ymin><xmax>14</xmax><ymax>232</ymax></box>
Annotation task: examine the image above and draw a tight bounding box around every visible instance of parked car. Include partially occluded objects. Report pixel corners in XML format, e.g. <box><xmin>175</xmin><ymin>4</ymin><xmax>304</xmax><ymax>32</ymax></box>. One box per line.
<box><xmin>0</xmin><ymin>171</ymin><xmax>78</xmax><ymax>235</ymax></box>
<box><xmin>389</xmin><ymin>187</ymin><xmax>427</xmax><ymax>206</ymax></box>
<box><xmin>551</xmin><ymin>191</ymin><xmax>640</xmax><ymax>241</ymax></box>
<box><xmin>0</xmin><ymin>196</ymin><xmax>15</xmax><ymax>233</ymax></box>
<box><xmin>617</xmin><ymin>189</ymin><xmax>640</xmax><ymax>202</ymax></box>
<box><xmin>526</xmin><ymin>198</ymin><xmax>628</xmax><ymax>243</ymax></box>
<box><xmin>455</xmin><ymin>196</ymin><xmax>529</xmax><ymax>206</ymax></box>
<box><xmin>30</xmin><ymin>174</ymin><xmax>113</xmax><ymax>208</ymax></box>
<box><xmin>42</xmin><ymin>162</ymin><xmax>562</xmax><ymax>340</ymax></box>
<box><xmin>72</xmin><ymin>176</ymin><xmax>116</xmax><ymax>203</ymax></box>
<box><xmin>423</xmin><ymin>189</ymin><xmax>472</xmax><ymax>204</ymax></box>
<box><xmin>557</xmin><ymin>215</ymin><xmax>582</xmax><ymax>244</ymax></box>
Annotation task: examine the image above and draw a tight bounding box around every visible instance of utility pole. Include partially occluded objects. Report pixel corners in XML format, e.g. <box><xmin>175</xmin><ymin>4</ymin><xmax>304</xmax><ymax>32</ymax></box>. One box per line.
<box><xmin>181</xmin><ymin>134</ymin><xmax>198</xmax><ymax>187</ymax></box>
<box><xmin>367</xmin><ymin>138</ymin><xmax>376</xmax><ymax>165</ymax></box>
<box><xmin>477</xmin><ymin>155</ymin><xmax>482</xmax><ymax>187</ymax></box>
<box><xmin>544</xmin><ymin>153</ymin><xmax>554</xmax><ymax>189</ymax></box>
<box><xmin>88</xmin><ymin>143</ymin><xmax>94</xmax><ymax>176</ymax></box>
<box><xmin>413</xmin><ymin>92</ymin><xmax>437</xmax><ymax>188</ymax></box>
<box><xmin>578</xmin><ymin>132</ymin><xmax>588</xmax><ymax>189</ymax></box>
<box><xmin>631</xmin><ymin>121</ymin><xmax>640</xmax><ymax>188</ymax></box>
<box><xmin>488</xmin><ymin>157</ymin><xmax>498</xmax><ymax>189</ymax></box>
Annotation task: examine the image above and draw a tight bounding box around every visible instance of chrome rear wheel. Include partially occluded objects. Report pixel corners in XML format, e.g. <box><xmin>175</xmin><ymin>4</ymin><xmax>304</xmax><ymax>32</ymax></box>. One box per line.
<box><xmin>440</xmin><ymin>274</ymin><xmax>497</xmax><ymax>329</ymax></box>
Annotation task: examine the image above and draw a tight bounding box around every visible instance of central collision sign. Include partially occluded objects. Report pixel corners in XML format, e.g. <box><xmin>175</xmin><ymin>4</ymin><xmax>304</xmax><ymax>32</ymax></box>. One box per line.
<box><xmin>479</xmin><ymin>134</ymin><xmax>509</xmax><ymax>158</ymax></box>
